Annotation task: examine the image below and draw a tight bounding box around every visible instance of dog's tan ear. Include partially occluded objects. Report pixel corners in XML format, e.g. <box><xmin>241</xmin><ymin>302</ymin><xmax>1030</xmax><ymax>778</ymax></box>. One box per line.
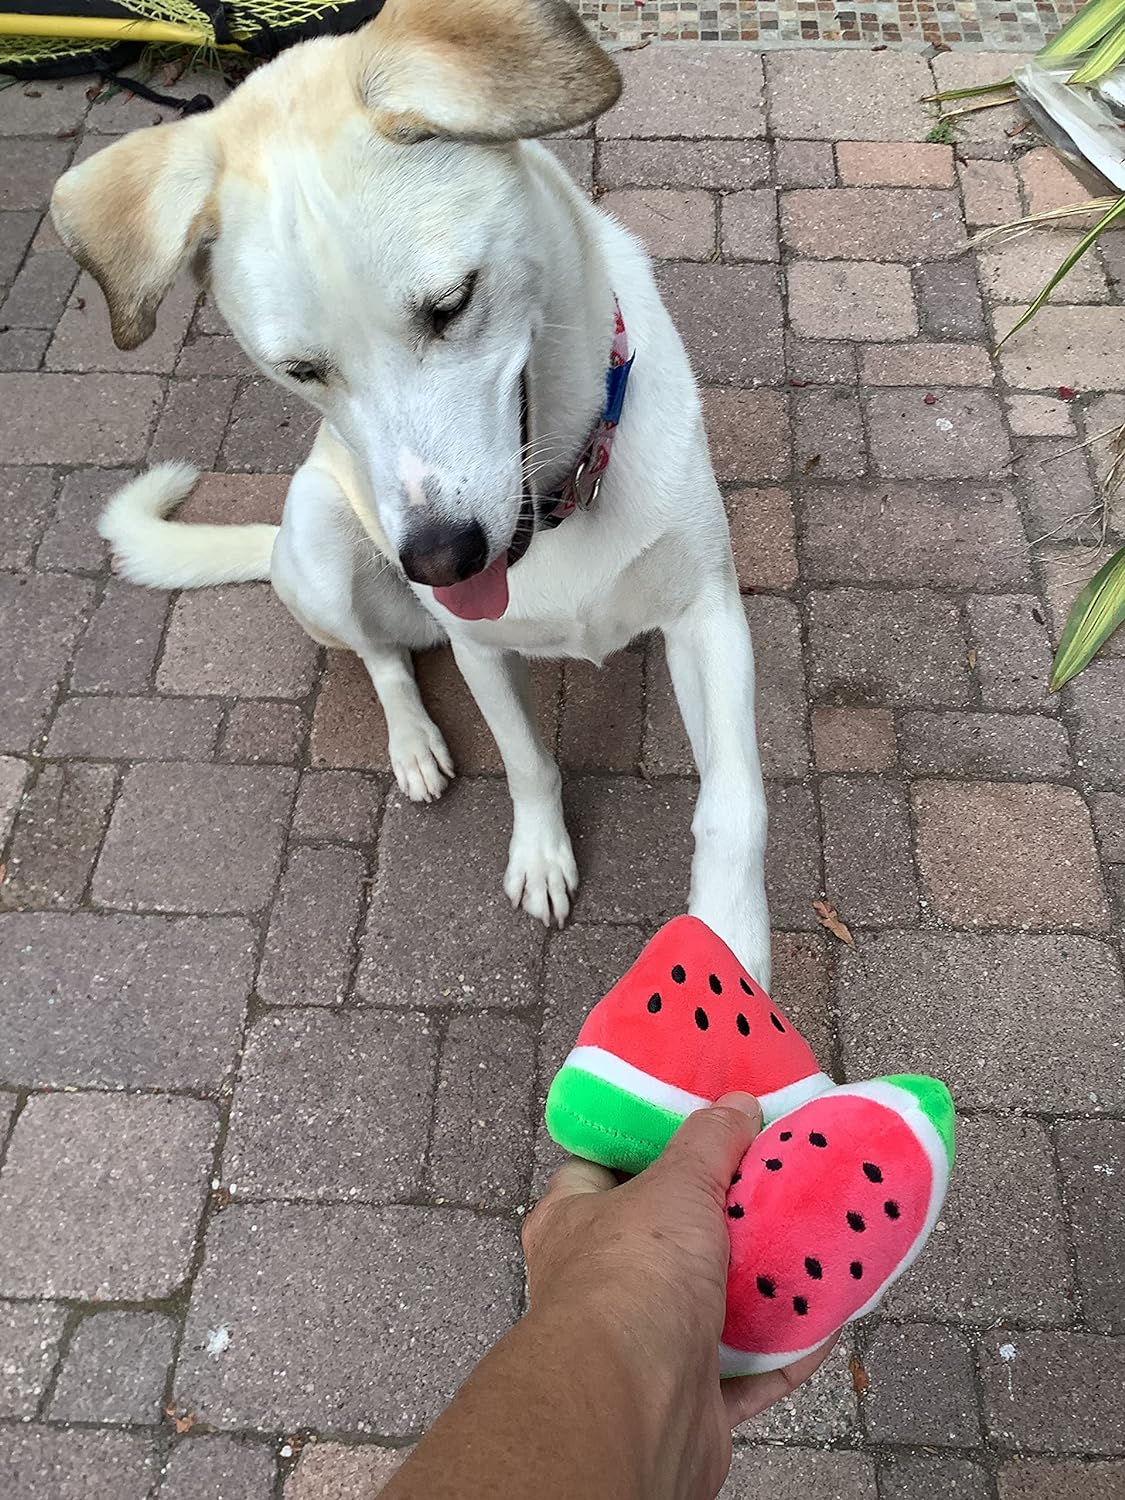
<box><xmin>50</xmin><ymin>120</ymin><xmax>218</xmax><ymax>351</ymax></box>
<box><xmin>359</xmin><ymin>0</ymin><xmax>622</xmax><ymax>144</ymax></box>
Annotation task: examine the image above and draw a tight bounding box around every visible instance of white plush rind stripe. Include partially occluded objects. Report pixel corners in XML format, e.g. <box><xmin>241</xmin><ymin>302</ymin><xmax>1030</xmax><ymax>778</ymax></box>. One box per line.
<box><xmin>560</xmin><ymin>1046</ymin><xmax>832</xmax><ymax>1123</ymax></box>
<box><xmin>759</xmin><ymin>1071</ymin><xmax>834</xmax><ymax>1122</ymax></box>
<box><xmin>719</xmin><ymin>1337</ymin><xmax>828</xmax><ymax>1377</ymax></box>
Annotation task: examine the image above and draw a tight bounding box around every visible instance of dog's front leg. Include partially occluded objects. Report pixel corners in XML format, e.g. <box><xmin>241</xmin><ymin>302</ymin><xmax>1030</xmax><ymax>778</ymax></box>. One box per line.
<box><xmin>450</xmin><ymin>640</ymin><xmax>577</xmax><ymax>928</ymax></box>
<box><xmin>663</xmin><ymin>586</ymin><xmax>771</xmax><ymax>988</ymax></box>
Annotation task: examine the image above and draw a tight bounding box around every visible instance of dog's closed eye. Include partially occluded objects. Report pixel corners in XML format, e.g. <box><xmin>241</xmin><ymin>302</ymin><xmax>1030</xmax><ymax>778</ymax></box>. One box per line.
<box><xmin>282</xmin><ymin>358</ymin><xmax>330</xmax><ymax>385</ymax></box>
<box><xmin>428</xmin><ymin>272</ymin><xmax>478</xmax><ymax>337</ymax></box>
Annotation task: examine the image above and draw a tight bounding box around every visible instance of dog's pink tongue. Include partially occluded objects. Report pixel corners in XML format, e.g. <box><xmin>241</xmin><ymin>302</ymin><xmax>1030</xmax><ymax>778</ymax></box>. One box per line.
<box><xmin>432</xmin><ymin>553</ymin><xmax>510</xmax><ymax>621</ymax></box>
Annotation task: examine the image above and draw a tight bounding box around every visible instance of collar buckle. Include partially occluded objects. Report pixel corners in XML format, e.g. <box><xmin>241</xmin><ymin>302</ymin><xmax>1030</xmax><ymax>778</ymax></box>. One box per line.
<box><xmin>571</xmin><ymin>456</ymin><xmax>602</xmax><ymax>511</ymax></box>
<box><xmin>538</xmin><ymin>297</ymin><xmax>631</xmax><ymax>530</ymax></box>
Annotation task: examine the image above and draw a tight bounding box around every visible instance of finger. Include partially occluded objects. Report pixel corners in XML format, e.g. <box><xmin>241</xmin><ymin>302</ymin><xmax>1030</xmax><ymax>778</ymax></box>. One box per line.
<box><xmin>522</xmin><ymin>1157</ymin><xmax>617</xmax><ymax>1259</ymax></box>
<box><xmin>722</xmin><ymin>1336</ymin><xmax>839</xmax><ymax>1427</ymax></box>
<box><xmin>653</xmin><ymin>1091</ymin><xmax>763</xmax><ymax>1192</ymax></box>
<box><xmin>540</xmin><ymin>1156</ymin><xmax>618</xmax><ymax>1206</ymax></box>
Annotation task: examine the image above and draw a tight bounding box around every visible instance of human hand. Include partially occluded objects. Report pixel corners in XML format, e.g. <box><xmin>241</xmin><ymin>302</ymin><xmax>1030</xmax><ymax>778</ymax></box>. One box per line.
<box><xmin>523</xmin><ymin>1093</ymin><xmax>836</xmax><ymax>1497</ymax></box>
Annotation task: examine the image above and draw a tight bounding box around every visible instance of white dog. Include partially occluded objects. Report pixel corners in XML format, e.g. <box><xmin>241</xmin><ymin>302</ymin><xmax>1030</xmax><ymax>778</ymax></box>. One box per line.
<box><xmin>51</xmin><ymin>0</ymin><xmax>772</xmax><ymax>985</ymax></box>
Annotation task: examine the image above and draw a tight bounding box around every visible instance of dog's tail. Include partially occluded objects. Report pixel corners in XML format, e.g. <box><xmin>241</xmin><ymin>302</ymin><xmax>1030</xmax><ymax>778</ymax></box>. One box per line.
<box><xmin>98</xmin><ymin>462</ymin><xmax>278</xmax><ymax>589</ymax></box>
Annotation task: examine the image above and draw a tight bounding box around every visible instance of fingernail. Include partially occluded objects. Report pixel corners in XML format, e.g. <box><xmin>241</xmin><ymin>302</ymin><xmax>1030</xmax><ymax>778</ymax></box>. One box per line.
<box><xmin>715</xmin><ymin>1091</ymin><xmax>763</xmax><ymax>1128</ymax></box>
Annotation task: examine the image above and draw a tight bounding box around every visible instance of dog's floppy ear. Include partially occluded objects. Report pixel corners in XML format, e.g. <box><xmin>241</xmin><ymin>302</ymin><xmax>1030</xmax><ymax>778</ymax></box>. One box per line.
<box><xmin>50</xmin><ymin>119</ymin><xmax>218</xmax><ymax>351</ymax></box>
<box><xmin>360</xmin><ymin>0</ymin><xmax>622</xmax><ymax>144</ymax></box>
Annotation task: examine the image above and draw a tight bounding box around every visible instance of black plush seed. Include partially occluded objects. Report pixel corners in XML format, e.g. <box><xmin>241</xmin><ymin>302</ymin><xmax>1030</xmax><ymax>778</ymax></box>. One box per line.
<box><xmin>862</xmin><ymin>1161</ymin><xmax>883</xmax><ymax>1183</ymax></box>
<box><xmin>731</xmin><ymin>1170</ymin><xmax>742</xmax><ymax>1186</ymax></box>
<box><xmin>756</xmin><ymin>1275</ymin><xmax>775</xmax><ymax>1298</ymax></box>
<box><xmin>739</xmin><ymin>976</ymin><xmax>753</xmax><ymax>996</ymax></box>
<box><xmin>793</xmin><ymin>1295</ymin><xmax>809</xmax><ymax>1316</ymax></box>
<box><xmin>850</xmin><ymin>1261</ymin><xmax>863</xmax><ymax>1280</ymax></box>
<box><xmin>780</xmin><ymin>1131</ymin><xmax>792</xmax><ymax>1142</ymax></box>
<box><xmin>647</xmin><ymin>993</ymin><xmax>662</xmax><ymax>1014</ymax></box>
<box><xmin>770</xmin><ymin>1012</ymin><xmax>785</xmax><ymax>1033</ymax></box>
<box><xmin>847</xmin><ymin>1211</ymin><xmax>866</xmax><ymax>1233</ymax></box>
<box><xmin>805</xmin><ymin>1257</ymin><xmax>823</xmax><ymax>1280</ymax></box>
<box><xmin>708</xmin><ymin>973</ymin><xmax>723</xmax><ymax>995</ymax></box>
<box><xmin>884</xmin><ymin>1200</ymin><xmax>901</xmax><ymax>1221</ymax></box>
<box><xmin>694</xmin><ymin>1007</ymin><xmax>709</xmax><ymax>1031</ymax></box>
<box><xmin>765</xmin><ymin>1158</ymin><xmax>783</xmax><ymax>1172</ymax></box>
<box><xmin>671</xmin><ymin>964</ymin><xmax>686</xmax><ymax>984</ymax></box>
<box><xmin>809</xmin><ymin>1131</ymin><xmax>827</xmax><ymax>1148</ymax></box>
<box><xmin>728</xmin><ymin>1203</ymin><xmax>745</xmax><ymax>1220</ymax></box>
<box><xmin>736</xmin><ymin>1013</ymin><xmax>750</xmax><ymax>1036</ymax></box>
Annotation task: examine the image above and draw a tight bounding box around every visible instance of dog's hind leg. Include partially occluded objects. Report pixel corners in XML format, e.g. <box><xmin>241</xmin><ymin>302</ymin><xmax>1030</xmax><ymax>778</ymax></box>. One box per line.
<box><xmin>272</xmin><ymin>462</ymin><xmax>453</xmax><ymax>803</ymax></box>
<box><xmin>663</xmin><ymin>576</ymin><xmax>771</xmax><ymax>990</ymax></box>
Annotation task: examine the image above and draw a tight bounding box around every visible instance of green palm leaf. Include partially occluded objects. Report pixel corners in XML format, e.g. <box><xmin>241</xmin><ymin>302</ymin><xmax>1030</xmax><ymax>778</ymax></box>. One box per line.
<box><xmin>1040</xmin><ymin>0</ymin><xmax>1125</xmax><ymax>62</ymax></box>
<box><xmin>997</xmin><ymin>192</ymin><xmax>1125</xmax><ymax>347</ymax></box>
<box><xmin>1069</xmin><ymin>21</ymin><xmax>1125</xmax><ymax>82</ymax></box>
<box><xmin>1049</xmin><ymin>544</ymin><xmax>1125</xmax><ymax>690</ymax></box>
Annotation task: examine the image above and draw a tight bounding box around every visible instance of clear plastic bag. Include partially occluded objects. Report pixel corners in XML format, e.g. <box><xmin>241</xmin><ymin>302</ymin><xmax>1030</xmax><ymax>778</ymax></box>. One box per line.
<box><xmin>1014</xmin><ymin>59</ymin><xmax>1125</xmax><ymax>191</ymax></box>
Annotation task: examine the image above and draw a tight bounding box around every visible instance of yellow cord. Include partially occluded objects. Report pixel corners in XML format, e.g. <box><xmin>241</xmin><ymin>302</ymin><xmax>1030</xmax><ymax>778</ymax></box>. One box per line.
<box><xmin>0</xmin><ymin>13</ymin><xmax>244</xmax><ymax>48</ymax></box>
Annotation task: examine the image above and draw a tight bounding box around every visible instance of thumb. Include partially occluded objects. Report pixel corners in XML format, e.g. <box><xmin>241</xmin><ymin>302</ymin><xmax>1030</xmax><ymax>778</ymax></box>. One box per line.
<box><xmin>654</xmin><ymin>1091</ymin><xmax>763</xmax><ymax>1192</ymax></box>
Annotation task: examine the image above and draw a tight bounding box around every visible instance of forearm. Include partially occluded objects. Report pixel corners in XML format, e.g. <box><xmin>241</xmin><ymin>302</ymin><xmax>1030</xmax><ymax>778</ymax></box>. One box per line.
<box><xmin>381</xmin><ymin>1302</ymin><xmax>673</xmax><ymax>1500</ymax></box>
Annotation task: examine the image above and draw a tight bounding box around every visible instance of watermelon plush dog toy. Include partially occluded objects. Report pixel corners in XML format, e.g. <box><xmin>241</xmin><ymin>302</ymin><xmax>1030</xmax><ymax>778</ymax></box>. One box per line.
<box><xmin>545</xmin><ymin>916</ymin><xmax>955</xmax><ymax>1375</ymax></box>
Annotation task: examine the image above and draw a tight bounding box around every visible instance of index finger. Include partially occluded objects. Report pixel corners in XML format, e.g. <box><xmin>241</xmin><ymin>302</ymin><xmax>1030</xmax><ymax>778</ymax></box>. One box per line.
<box><xmin>522</xmin><ymin>1155</ymin><xmax>617</xmax><ymax>1257</ymax></box>
<box><xmin>539</xmin><ymin>1156</ymin><xmax>618</xmax><ymax>1205</ymax></box>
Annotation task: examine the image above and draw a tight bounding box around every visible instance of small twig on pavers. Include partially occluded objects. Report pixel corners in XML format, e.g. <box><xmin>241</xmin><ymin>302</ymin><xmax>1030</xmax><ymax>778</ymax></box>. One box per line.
<box><xmin>1035</xmin><ymin>424</ymin><xmax>1121</xmax><ymax>465</ymax></box>
<box><xmin>1029</xmin><ymin>501</ymin><xmax>1111</xmax><ymax>551</ymax></box>
<box><xmin>937</xmin><ymin>94</ymin><xmax>1020</xmax><ymax>122</ymax></box>
<box><xmin>1031</xmin><ymin>418</ymin><xmax>1125</xmax><ymax>549</ymax></box>
<box><xmin>969</xmin><ymin>199</ymin><xmax>1120</xmax><ymax>250</ymax></box>
<box><xmin>1104</xmin><ymin>416</ymin><xmax>1125</xmax><ymax>494</ymax></box>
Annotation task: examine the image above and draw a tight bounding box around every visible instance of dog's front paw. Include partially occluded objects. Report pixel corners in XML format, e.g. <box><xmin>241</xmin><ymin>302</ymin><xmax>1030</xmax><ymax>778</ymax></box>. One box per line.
<box><xmin>505</xmin><ymin>813</ymin><xmax>579</xmax><ymax>928</ymax></box>
<box><xmin>389</xmin><ymin>717</ymin><xmax>454</xmax><ymax>804</ymax></box>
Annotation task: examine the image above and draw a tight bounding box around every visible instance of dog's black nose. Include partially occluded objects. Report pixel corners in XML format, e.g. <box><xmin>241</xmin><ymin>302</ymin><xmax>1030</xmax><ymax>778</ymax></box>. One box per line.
<box><xmin>399</xmin><ymin>520</ymin><xmax>489</xmax><ymax>589</ymax></box>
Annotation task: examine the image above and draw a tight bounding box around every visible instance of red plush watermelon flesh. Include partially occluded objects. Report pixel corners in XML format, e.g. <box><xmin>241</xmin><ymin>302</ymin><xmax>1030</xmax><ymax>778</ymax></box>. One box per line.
<box><xmin>723</xmin><ymin>1090</ymin><xmax>933</xmax><ymax>1361</ymax></box>
<box><xmin>574</xmin><ymin>915</ymin><xmax>822</xmax><ymax>1106</ymax></box>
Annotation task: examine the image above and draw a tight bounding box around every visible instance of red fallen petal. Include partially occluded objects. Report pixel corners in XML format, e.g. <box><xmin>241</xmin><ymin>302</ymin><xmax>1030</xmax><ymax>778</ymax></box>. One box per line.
<box><xmin>923</xmin><ymin>393</ymin><xmax>937</xmax><ymax>406</ymax></box>
<box><xmin>1057</xmin><ymin>385</ymin><xmax>1077</xmax><ymax>400</ymax></box>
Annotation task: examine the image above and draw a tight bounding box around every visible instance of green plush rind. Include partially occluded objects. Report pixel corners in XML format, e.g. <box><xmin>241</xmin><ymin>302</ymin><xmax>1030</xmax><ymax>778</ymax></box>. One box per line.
<box><xmin>545</xmin><ymin>1064</ymin><xmax>686</xmax><ymax>1176</ymax></box>
<box><xmin>883</xmin><ymin>1074</ymin><xmax>956</xmax><ymax>1166</ymax></box>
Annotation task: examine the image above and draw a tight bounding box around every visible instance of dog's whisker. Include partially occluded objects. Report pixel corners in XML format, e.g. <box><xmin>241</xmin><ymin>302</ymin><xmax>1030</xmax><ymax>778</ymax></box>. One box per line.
<box><xmin>519</xmin><ymin>428</ymin><xmax>572</xmax><ymax>450</ymax></box>
<box><xmin>523</xmin><ymin>458</ymin><xmax>563</xmax><ymax>481</ymax></box>
<box><xmin>518</xmin><ymin>442</ymin><xmax>570</xmax><ymax>466</ymax></box>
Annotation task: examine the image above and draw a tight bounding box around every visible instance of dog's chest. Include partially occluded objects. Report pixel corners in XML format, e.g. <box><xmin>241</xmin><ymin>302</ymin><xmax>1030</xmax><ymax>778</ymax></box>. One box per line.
<box><xmin>459</xmin><ymin>601</ymin><xmax>645</xmax><ymax>663</ymax></box>
<box><xmin>455</xmin><ymin>532</ymin><xmax>693</xmax><ymax>662</ymax></box>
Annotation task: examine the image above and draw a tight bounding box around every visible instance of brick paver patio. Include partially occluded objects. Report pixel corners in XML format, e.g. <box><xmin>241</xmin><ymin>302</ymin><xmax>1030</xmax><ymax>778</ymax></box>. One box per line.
<box><xmin>1</xmin><ymin>40</ymin><xmax>1124</xmax><ymax>1500</ymax></box>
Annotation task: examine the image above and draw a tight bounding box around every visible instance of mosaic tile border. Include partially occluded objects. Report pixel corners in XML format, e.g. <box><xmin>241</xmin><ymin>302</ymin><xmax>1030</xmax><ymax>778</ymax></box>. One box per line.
<box><xmin>579</xmin><ymin>0</ymin><xmax>1078</xmax><ymax>48</ymax></box>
